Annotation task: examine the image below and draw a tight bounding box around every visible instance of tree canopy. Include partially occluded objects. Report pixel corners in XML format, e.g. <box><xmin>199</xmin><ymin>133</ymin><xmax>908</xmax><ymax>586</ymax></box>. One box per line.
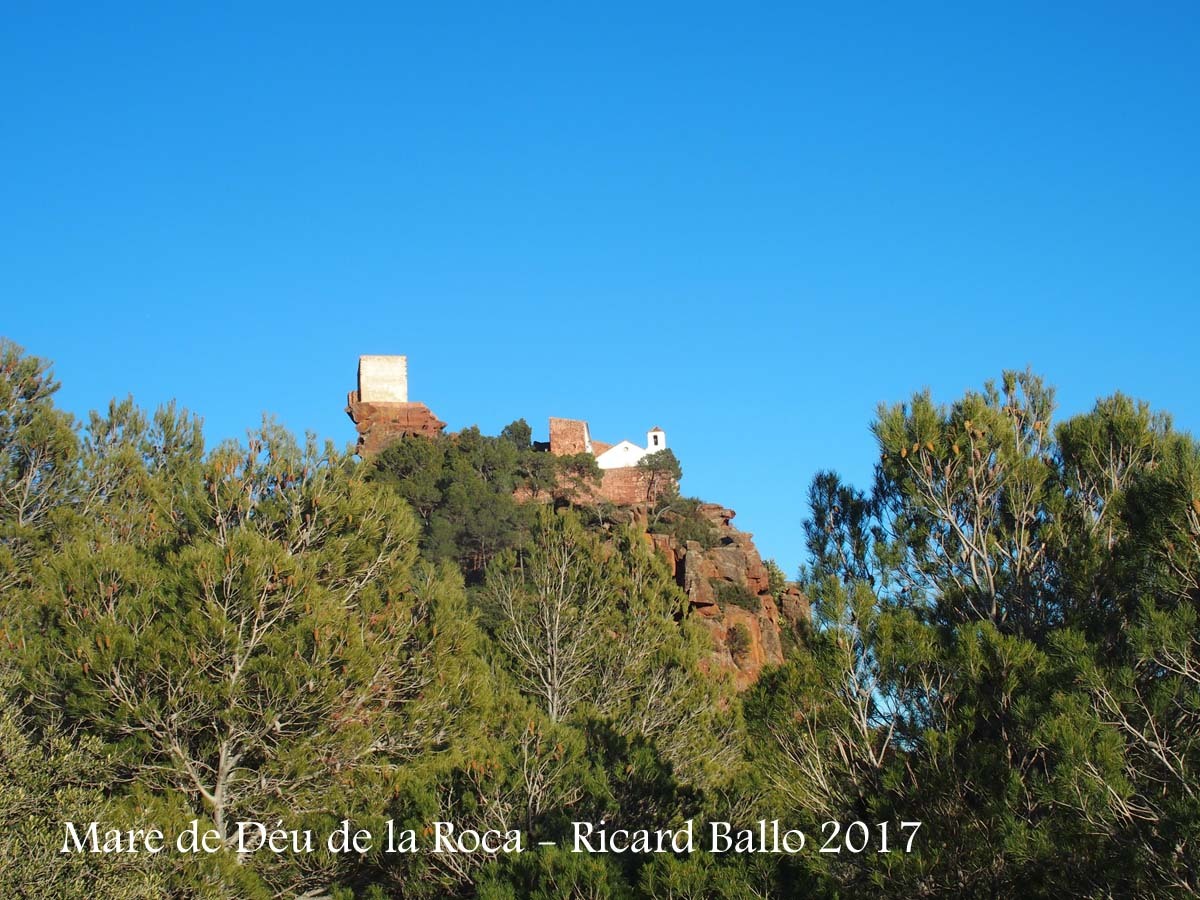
<box><xmin>2</xmin><ymin>343</ymin><xmax>1195</xmax><ymax>898</ymax></box>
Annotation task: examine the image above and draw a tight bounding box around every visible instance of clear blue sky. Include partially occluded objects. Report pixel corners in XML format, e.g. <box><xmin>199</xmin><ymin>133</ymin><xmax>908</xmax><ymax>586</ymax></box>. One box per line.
<box><xmin>3</xmin><ymin>3</ymin><xmax>1197</xmax><ymax>575</ymax></box>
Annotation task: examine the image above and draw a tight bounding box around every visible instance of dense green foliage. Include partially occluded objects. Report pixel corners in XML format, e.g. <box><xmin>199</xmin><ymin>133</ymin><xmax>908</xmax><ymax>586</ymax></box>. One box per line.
<box><xmin>2</xmin><ymin>341</ymin><xmax>1196</xmax><ymax>898</ymax></box>
<box><xmin>713</xmin><ymin>580</ymin><xmax>762</xmax><ymax>615</ymax></box>
<box><xmin>647</xmin><ymin>494</ymin><xmax>720</xmax><ymax>550</ymax></box>
<box><xmin>368</xmin><ymin>424</ymin><xmax>601</xmax><ymax>576</ymax></box>
<box><xmin>746</xmin><ymin>370</ymin><xmax>1199</xmax><ymax>897</ymax></box>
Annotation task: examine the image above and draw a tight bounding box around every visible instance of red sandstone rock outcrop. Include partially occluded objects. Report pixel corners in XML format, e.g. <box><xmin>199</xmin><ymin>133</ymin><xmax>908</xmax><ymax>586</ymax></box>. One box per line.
<box><xmin>345</xmin><ymin>393</ymin><xmax>446</xmax><ymax>455</ymax></box>
<box><xmin>651</xmin><ymin>504</ymin><xmax>808</xmax><ymax>689</ymax></box>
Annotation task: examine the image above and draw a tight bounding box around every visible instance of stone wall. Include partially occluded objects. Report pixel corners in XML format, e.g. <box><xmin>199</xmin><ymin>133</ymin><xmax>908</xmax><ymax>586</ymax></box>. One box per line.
<box><xmin>596</xmin><ymin>466</ymin><xmax>662</xmax><ymax>506</ymax></box>
<box><xmin>515</xmin><ymin>463</ymin><xmax>673</xmax><ymax>507</ymax></box>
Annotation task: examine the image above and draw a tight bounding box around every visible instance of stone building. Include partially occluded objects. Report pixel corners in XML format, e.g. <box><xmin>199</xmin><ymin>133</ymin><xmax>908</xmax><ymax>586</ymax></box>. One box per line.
<box><xmin>594</xmin><ymin>427</ymin><xmax>666</xmax><ymax>470</ymax></box>
<box><xmin>546</xmin><ymin>417</ymin><xmax>673</xmax><ymax>505</ymax></box>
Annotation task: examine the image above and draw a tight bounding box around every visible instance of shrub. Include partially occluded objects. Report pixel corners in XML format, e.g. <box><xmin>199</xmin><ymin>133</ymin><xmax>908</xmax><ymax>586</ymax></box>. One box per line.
<box><xmin>649</xmin><ymin>496</ymin><xmax>719</xmax><ymax>549</ymax></box>
<box><xmin>765</xmin><ymin>558</ymin><xmax>788</xmax><ymax>598</ymax></box>
<box><xmin>727</xmin><ymin>623</ymin><xmax>752</xmax><ymax>662</ymax></box>
<box><xmin>714</xmin><ymin>579</ymin><xmax>762</xmax><ymax>614</ymax></box>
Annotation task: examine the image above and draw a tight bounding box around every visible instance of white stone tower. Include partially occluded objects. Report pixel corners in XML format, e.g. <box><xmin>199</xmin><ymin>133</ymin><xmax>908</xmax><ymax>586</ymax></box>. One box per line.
<box><xmin>357</xmin><ymin>355</ymin><xmax>408</xmax><ymax>403</ymax></box>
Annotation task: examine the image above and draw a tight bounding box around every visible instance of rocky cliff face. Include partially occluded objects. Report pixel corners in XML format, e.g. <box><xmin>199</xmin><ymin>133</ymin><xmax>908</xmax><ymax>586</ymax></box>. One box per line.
<box><xmin>647</xmin><ymin>504</ymin><xmax>808</xmax><ymax>689</ymax></box>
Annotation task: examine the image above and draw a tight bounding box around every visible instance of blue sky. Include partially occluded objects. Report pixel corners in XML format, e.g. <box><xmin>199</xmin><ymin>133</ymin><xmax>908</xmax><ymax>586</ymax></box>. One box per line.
<box><xmin>3</xmin><ymin>3</ymin><xmax>1197</xmax><ymax>574</ymax></box>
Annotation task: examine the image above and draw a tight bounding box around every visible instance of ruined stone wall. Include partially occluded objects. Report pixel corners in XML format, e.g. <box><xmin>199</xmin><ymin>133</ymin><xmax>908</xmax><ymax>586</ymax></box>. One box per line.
<box><xmin>548</xmin><ymin>417</ymin><xmax>591</xmax><ymax>455</ymax></box>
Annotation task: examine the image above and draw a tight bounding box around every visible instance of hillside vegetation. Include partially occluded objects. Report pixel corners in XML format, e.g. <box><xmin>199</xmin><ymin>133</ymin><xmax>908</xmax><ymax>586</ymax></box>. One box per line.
<box><xmin>2</xmin><ymin>340</ymin><xmax>1197</xmax><ymax>897</ymax></box>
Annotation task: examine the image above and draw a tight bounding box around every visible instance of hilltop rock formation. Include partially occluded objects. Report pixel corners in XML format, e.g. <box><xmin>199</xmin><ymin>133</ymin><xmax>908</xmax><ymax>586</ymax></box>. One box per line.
<box><xmin>346</xmin><ymin>395</ymin><xmax>445</xmax><ymax>454</ymax></box>
<box><xmin>345</xmin><ymin>355</ymin><xmax>806</xmax><ymax>687</ymax></box>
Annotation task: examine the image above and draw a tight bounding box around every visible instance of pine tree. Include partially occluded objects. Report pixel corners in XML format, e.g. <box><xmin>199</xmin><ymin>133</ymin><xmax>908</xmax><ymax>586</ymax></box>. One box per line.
<box><xmin>748</xmin><ymin>371</ymin><xmax>1200</xmax><ymax>896</ymax></box>
<box><xmin>0</xmin><ymin>339</ymin><xmax>79</xmax><ymax>599</ymax></box>
<box><xmin>23</xmin><ymin>414</ymin><xmax>483</xmax><ymax>897</ymax></box>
